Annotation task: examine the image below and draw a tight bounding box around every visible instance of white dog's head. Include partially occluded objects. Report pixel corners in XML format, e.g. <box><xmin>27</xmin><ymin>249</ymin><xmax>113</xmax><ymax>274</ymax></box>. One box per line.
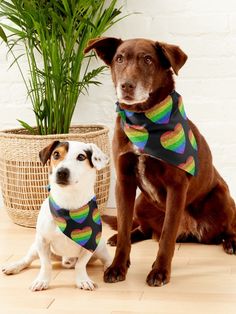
<box><xmin>39</xmin><ymin>140</ymin><xmax>109</xmax><ymax>189</ymax></box>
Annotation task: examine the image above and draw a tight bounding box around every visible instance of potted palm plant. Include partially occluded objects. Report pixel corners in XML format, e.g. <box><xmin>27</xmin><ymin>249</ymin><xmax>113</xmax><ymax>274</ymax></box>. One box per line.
<box><xmin>0</xmin><ymin>0</ymin><xmax>122</xmax><ymax>227</ymax></box>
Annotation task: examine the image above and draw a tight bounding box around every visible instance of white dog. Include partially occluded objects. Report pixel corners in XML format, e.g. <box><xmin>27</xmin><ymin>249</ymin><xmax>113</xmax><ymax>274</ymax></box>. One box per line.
<box><xmin>2</xmin><ymin>140</ymin><xmax>112</xmax><ymax>291</ymax></box>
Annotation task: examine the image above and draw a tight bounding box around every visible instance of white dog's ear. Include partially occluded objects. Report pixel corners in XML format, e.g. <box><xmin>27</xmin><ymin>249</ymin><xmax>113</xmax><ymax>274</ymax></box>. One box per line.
<box><xmin>87</xmin><ymin>143</ymin><xmax>109</xmax><ymax>170</ymax></box>
<box><xmin>39</xmin><ymin>140</ymin><xmax>60</xmax><ymax>166</ymax></box>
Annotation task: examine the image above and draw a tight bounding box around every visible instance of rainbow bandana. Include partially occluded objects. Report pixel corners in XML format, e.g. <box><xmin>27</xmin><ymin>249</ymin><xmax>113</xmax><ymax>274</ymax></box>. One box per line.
<box><xmin>117</xmin><ymin>91</ymin><xmax>199</xmax><ymax>176</ymax></box>
<box><xmin>49</xmin><ymin>195</ymin><xmax>102</xmax><ymax>252</ymax></box>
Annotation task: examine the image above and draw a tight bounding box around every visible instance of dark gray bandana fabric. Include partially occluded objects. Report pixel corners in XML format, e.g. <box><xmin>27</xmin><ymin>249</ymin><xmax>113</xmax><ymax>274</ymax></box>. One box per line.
<box><xmin>117</xmin><ymin>91</ymin><xmax>199</xmax><ymax>176</ymax></box>
<box><xmin>49</xmin><ymin>195</ymin><xmax>102</xmax><ymax>252</ymax></box>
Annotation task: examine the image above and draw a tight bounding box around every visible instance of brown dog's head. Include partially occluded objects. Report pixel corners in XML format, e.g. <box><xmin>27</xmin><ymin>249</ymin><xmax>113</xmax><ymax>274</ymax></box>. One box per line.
<box><xmin>85</xmin><ymin>37</ymin><xmax>187</xmax><ymax>111</ymax></box>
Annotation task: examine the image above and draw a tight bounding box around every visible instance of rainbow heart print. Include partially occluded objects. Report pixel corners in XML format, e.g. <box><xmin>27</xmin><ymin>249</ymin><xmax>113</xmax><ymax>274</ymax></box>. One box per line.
<box><xmin>124</xmin><ymin>123</ymin><xmax>149</xmax><ymax>150</ymax></box>
<box><xmin>69</xmin><ymin>204</ymin><xmax>89</xmax><ymax>224</ymax></box>
<box><xmin>178</xmin><ymin>156</ymin><xmax>196</xmax><ymax>175</ymax></box>
<box><xmin>160</xmin><ymin>123</ymin><xmax>186</xmax><ymax>154</ymax></box>
<box><xmin>95</xmin><ymin>232</ymin><xmax>102</xmax><ymax>245</ymax></box>
<box><xmin>49</xmin><ymin>194</ymin><xmax>61</xmax><ymax>211</ymax></box>
<box><xmin>92</xmin><ymin>207</ymin><xmax>101</xmax><ymax>225</ymax></box>
<box><xmin>188</xmin><ymin>129</ymin><xmax>198</xmax><ymax>150</ymax></box>
<box><xmin>54</xmin><ymin>216</ymin><xmax>67</xmax><ymax>232</ymax></box>
<box><xmin>145</xmin><ymin>95</ymin><xmax>173</xmax><ymax>124</ymax></box>
<box><xmin>178</xmin><ymin>96</ymin><xmax>187</xmax><ymax>120</ymax></box>
<box><xmin>71</xmin><ymin>226</ymin><xmax>92</xmax><ymax>246</ymax></box>
<box><xmin>117</xmin><ymin>91</ymin><xmax>199</xmax><ymax>177</ymax></box>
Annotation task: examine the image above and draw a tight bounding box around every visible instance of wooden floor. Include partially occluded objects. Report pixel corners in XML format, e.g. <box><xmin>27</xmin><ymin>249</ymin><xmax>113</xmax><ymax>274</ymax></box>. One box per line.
<box><xmin>1</xmin><ymin>209</ymin><xmax>236</xmax><ymax>314</ymax></box>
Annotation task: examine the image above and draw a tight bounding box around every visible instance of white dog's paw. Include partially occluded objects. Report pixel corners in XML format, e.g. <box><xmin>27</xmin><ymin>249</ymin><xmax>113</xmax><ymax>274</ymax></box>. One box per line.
<box><xmin>30</xmin><ymin>278</ymin><xmax>49</xmax><ymax>291</ymax></box>
<box><xmin>62</xmin><ymin>257</ymin><xmax>77</xmax><ymax>269</ymax></box>
<box><xmin>2</xmin><ymin>262</ymin><xmax>24</xmax><ymax>275</ymax></box>
<box><xmin>76</xmin><ymin>277</ymin><xmax>97</xmax><ymax>291</ymax></box>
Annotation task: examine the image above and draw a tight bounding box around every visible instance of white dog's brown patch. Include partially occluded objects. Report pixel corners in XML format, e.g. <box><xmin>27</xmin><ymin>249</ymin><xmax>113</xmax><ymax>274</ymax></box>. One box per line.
<box><xmin>51</xmin><ymin>142</ymin><xmax>69</xmax><ymax>168</ymax></box>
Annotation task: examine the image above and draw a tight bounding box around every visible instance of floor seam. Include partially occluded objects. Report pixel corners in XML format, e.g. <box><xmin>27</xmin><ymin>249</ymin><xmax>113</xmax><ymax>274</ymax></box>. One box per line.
<box><xmin>47</xmin><ymin>298</ymin><xmax>55</xmax><ymax>309</ymax></box>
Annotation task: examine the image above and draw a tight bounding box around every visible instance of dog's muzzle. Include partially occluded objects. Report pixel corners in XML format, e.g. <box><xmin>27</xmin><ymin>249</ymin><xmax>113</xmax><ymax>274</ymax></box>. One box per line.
<box><xmin>56</xmin><ymin>167</ymin><xmax>70</xmax><ymax>185</ymax></box>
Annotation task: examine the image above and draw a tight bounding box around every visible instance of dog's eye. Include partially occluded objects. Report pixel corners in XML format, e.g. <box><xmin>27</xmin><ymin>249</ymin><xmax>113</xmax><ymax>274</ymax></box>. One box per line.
<box><xmin>144</xmin><ymin>55</ymin><xmax>152</xmax><ymax>64</ymax></box>
<box><xmin>53</xmin><ymin>151</ymin><xmax>60</xmax><ymax>160</ymax></box>
<box><xmin>77</xmin><ymin>154</ymin><xmax>86</xmax><ymax>161</ymax></box>
<box><xmin>116</xmin><ymin>55</ymin><xmax>124</xmax><ymax>63</ymax></box>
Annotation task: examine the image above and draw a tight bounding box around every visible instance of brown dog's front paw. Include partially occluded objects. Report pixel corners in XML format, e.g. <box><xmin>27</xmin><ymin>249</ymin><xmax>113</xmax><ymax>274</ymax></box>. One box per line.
<box><xmin>146</xmin><ymin>268</ymin><xmax>170</xmax><ymax>287</ymax></box>
<box><xmin>107</xmin><ymin>234</ymin><xmax>118</xmax><ymax>246</ymax></box>
<box><xmin>104</xmin><ymin>264</ymin><xmax>128</xmax><ymax>283</ymax></box>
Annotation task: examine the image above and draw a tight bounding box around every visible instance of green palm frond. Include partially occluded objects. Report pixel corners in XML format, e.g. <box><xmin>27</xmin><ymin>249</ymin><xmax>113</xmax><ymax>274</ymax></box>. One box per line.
<box><xmin>0</xmin><ymin>0</ymin><xmax>123</xmax><ymax>134</ymax></box>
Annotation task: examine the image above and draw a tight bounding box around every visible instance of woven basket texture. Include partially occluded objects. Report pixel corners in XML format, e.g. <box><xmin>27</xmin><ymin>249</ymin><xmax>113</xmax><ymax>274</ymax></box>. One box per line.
<box><xmin>0</xmin><ymin>125</ymin><xmax>110</xmax><ymax>228</ymax></box>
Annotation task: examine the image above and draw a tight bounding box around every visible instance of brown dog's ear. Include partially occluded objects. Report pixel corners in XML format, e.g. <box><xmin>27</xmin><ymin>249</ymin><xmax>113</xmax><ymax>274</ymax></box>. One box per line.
<box><xmin>156</xmin><ymin>42</ymin><xmax>188</xmax><ymax>75</ymax></box>
<box><xmin>39</xmin><ymin>141</ymin><xmax>60</xmax><ymax>166</ymax></box>
<box><xmin>84</xmin><ymin>37</ymin><xmax>123</xmax><ymax>65</ymax></box>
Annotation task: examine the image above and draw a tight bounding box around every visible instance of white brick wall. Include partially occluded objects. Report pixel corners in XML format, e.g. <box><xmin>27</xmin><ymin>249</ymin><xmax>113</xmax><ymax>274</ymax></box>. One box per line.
<box><xmin>1</xmin><ymin>0</ymin><xmax>236</xmax><ymax>206</ymax></box>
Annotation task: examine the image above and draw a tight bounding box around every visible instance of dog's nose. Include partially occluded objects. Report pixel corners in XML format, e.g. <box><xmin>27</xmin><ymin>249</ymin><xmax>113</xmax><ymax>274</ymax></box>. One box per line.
<box><xmin>121</xmin><ymin>81</ymin><xmax>136</xmax><ymax>92</ymax></box>
<box><xmin>56</xmin><ymin>167</ymin><xmax>70</xmax><ymax>185</ymax></box>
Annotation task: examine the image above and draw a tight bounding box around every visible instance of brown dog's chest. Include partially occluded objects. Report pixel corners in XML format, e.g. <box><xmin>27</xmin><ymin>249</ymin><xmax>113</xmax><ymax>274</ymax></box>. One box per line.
<box><xmin>135</xmin><ymin>153</ymin><xmax>167</xmax><ymax>209</ymax></box>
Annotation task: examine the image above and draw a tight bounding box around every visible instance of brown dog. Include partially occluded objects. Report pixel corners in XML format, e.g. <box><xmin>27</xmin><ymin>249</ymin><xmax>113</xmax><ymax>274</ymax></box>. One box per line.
<box><xmin>85</xmin><ymin>37</ymin><xmax>236</xmax><ymax>287</ymax></box>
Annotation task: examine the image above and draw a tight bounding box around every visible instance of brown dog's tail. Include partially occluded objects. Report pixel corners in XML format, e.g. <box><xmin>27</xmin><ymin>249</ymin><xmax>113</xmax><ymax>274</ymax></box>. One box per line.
<box><xmin>102</xmin><ymin>215</ymin><xmax>139</xmax><ymax>231</ymax></box>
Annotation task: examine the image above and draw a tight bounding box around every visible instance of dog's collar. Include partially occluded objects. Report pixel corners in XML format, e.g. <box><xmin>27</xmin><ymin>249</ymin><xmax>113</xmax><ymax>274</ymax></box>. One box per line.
<box><xmin>49</xmin><ymin>194</ymin><xmax>102</xmax><ymax>252</ymax></box>
<box><xmin>117</xmin><ymin>91</ymin><xmax>199</xmax><ymax>176</ymax></box>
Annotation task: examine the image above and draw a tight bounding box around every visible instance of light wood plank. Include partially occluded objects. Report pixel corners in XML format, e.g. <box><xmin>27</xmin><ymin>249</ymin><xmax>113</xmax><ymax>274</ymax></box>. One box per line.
<box><xmin>1</xmin><ymin>208</ymin><xmax>236</xmax><ymax>314</ymax></box>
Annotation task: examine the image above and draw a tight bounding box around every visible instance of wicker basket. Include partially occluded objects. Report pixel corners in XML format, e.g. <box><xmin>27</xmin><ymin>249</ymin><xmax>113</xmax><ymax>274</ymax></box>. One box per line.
<box><xmin>0</xmin><ymin>125</ymin><xmax>110</xmax><ymax>228</ymax></box>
